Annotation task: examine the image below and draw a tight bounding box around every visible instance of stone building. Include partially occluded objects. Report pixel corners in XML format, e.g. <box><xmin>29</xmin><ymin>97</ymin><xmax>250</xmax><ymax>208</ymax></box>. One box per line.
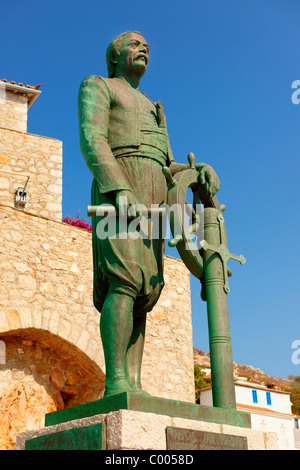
<box><xmin>0</xmin><ymin>79</ymin><xmax>195</xmax><ymax>450</ymax></box>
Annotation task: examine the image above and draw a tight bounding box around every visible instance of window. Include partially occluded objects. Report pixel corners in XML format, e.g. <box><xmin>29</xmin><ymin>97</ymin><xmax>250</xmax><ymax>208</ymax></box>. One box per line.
<box><xmin>295</xmin><ymin>418</ymin><xmax>299</xmax><ymax>430</ymax></box>
<box><xmin>266</xmin><ymin>391</ymin><xmax>272</xmax><ymax>406</ymax></box>
<box><xmin>252</xmin><ymin>390</ymin><xmax>258</xmax><ymax>404</ymax></box>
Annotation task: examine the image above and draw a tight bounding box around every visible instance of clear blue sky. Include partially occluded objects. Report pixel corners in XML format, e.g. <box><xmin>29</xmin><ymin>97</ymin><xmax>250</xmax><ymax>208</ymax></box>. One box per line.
<box><xmin>1</xmin><ymin>0</ymin><xmax>300</xmax><ymax>379</ymax></box>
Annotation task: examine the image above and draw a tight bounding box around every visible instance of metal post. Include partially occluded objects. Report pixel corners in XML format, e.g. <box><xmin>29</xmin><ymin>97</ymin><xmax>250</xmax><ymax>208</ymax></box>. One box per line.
<box><xmin>203</xmin><ymin>207</ymin><xmax>236</xmax><ymax>409</ymax></box>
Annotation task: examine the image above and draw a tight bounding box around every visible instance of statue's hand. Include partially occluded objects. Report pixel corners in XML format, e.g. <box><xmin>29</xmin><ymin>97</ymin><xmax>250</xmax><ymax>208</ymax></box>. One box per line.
<box><xmin>195</xmin><ymin>163</ymin><xmax>220</xmax><ymax>198</ymax></box>
<box><xmin>116</xmin><ymin>189</ymin><xmax>139</xmax><ymax>218</ymax></box>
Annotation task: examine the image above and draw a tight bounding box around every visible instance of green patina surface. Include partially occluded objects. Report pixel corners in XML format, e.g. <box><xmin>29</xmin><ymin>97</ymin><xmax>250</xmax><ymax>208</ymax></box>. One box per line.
<box><xmin>79</xmin><ymin>30</ymin><xmax>221</xmax><ymax>399</ymax></box>
<box><xmin>45</xmin><ymin>392</ymin><xmax>251</xmax><ymax>429</ymax></box>
<box><xmin>25</xmin><ymin>423</ymin><xmax>103</xmax><ymax>450</ymax></box>
<box><xmin>24</xmin><ymin>31</ymin><xmax>247</xmax><ymax>454</ymax></box>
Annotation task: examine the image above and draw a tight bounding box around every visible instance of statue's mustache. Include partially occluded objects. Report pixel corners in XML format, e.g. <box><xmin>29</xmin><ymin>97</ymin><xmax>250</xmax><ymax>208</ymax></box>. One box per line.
<box><xmin>134</xmin><ymin>53</ymin><xmax>148</xmax><ymax>64</ymax></box>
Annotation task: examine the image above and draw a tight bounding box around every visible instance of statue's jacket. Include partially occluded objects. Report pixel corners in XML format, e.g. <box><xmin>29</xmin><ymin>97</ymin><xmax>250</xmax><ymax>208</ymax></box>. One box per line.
<box><xmin>78</xmin><ymin>75</ymin><xmax>174</xmax><ymax>195</ymax></box>
<box><xmin>78</xmin><ymin>75</ymin><xmax>171</xmax><ymax>313</ymax></box>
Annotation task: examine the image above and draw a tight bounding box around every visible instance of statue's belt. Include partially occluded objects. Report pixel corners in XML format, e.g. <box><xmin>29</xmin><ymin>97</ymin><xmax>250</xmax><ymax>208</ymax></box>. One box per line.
<box><xmin>112</xmin><ymin>130</ymin><xmax>169</xmax><ymax>158</ymax></box>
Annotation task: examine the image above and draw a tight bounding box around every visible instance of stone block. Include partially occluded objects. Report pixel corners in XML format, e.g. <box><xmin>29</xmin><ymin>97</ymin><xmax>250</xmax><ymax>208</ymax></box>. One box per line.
<box><xmin>17</xmin><ymin>408</ymin><xmax>278</xmax><ymax>451</ymax></box>
<box><xmin>16</xmin><ymin>414</ymin><xmax>106</xmax><ymax>450</ymax></box>
<box><xmin>25</xmin><ymin>422</ymin><xmax>104</xmax><ymax>450</ymax></box>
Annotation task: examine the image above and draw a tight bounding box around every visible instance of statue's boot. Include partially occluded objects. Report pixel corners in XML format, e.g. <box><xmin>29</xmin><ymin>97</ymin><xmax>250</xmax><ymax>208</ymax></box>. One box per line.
<box><xmin>100</xmin><ymin>286</ymin><xmax>136</xmax><ymax>396</ymax></box>
<box><xmin>103</xmin><ymin>376</ymin><xmax>134</xmax><ymax>397</ymax></box>
<box><xmin>125</xmin><ymin>310</ymin><xmax>152</xmax><ymax>397</ymax></box>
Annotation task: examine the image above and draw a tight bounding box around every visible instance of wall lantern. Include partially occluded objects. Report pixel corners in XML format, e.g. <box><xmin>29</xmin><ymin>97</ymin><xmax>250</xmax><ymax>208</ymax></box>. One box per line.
<box><xmin>15</xmin><ymin>186</ymin><xmax>29</xmax><ymax>206</ymax></box>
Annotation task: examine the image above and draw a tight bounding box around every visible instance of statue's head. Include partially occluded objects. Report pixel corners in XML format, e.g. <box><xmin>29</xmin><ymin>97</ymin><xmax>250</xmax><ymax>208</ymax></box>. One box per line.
<box><xmin>106</xmin><ymin>31</ymin><xmax>149</xmax><ymax>79</ymax></box>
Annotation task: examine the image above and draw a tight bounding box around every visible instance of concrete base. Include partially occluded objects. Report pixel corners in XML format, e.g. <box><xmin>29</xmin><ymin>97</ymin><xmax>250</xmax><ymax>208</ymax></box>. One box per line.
<box><xmin>17</xmin><ymin>409</ymin><xmax>279</xmax><ymax>450</ymax></box>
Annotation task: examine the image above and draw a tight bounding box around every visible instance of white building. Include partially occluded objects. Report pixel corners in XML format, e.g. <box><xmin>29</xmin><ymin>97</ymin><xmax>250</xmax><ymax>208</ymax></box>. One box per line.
<box><xmin>200</xmin><ymin>378</ymin><xmax>297</xmax><ymax>450</ymax></box>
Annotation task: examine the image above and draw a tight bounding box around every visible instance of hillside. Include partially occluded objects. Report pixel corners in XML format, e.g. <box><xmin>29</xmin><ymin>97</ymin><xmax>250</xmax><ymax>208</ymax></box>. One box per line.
<box><xmin>193</xmin><ymin>347</ymin><xmax>293</xmax><ymax>391</ymax></box>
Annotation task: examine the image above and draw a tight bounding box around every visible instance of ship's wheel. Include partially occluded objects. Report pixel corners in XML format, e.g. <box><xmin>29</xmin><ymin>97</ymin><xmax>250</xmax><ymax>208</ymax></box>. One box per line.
<box><xmin>162</xmin><ymin>153</ymin><xmax>241</xmax><ymax>299</ymax></box>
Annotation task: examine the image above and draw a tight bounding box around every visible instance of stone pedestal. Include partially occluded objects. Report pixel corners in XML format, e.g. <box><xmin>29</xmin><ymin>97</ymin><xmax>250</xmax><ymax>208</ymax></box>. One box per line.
<box><xmin>16</xmin><ymin>392</ymin><xmax>278</xmax><ymax>450</ymax></box>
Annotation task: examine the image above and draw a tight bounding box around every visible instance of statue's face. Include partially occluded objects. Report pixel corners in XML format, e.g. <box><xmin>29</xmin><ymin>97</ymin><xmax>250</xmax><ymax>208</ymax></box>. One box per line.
<box><xmin>116</xmin><ymin>32</ymin><xmax>149</xmax><ymax>77</ymax></box>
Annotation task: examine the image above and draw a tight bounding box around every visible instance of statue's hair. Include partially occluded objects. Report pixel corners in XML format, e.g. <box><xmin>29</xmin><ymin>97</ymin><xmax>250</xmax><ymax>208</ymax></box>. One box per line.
<box><xmin>106</xmin><ymin>31</ymin><xmax>142</xmax><ymax>78</ymax></box>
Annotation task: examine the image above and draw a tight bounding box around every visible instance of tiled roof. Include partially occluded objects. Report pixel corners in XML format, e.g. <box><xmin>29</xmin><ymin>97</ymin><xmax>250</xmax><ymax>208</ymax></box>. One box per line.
<box><xmin>237</xmin><ymin>403</ymin><xmax>295</xmax><ymax>417</ymax></box>
<box><xmin>235</xmin><ymin>380</ymin><xmax>290</xmax><ymax>394</ymax></box>
<box><xmin>0</xmin><ymin>79</ymin><xmax>42</xmax><ymax>90</ymax></box>
<box><xmin>198</xmin><ymin>381</ymin><xmax>291</xmax><ymax>395</ymax></box>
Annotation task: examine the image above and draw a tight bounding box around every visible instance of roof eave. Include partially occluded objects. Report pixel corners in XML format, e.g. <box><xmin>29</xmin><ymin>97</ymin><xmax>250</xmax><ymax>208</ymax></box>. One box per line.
<box><xmin>1</xmin><ymin>82</ymin><xmax>41</xmax><ymax>109</ymax></box>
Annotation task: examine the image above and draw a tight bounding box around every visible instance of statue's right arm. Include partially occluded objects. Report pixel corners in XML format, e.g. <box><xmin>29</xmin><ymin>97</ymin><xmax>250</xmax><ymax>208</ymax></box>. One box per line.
<box><xmin>78</xmin><ymin>75</ymin><xmax>131</xmax><ymax>195</ymax></box>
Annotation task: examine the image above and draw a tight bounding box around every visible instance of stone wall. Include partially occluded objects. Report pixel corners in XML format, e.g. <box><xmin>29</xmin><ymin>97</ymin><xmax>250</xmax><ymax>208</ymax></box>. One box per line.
<box><xmin>0</xmin><ymin>89</ymin><xmax>28</xmax><ymax>133</ymax></box>
<box><xmin>0</xmin><ymin>128</ymin><xmax>62</xmax><ymax>221</ymax></box>
<box><xmin>0</xmin><ymin>204</ymin><xmax>195</xmax><ymax>449</ymax></box>
<box><xmin>0</xmin><ymin>334</ymin><xmax>96</xmax><ymax>450</ymax></box>
<box><xmin>0</xmin><ymin>83</ymin><xmax>195</xmax><ymax>450</ymax></box>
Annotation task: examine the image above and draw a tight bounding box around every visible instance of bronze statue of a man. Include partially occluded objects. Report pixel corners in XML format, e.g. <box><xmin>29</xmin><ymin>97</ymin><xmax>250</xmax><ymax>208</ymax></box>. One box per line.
<box><xmin>78</xmin><ymin>31</ymin><xmax>220</xmax><ymax>397</ymax></box>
